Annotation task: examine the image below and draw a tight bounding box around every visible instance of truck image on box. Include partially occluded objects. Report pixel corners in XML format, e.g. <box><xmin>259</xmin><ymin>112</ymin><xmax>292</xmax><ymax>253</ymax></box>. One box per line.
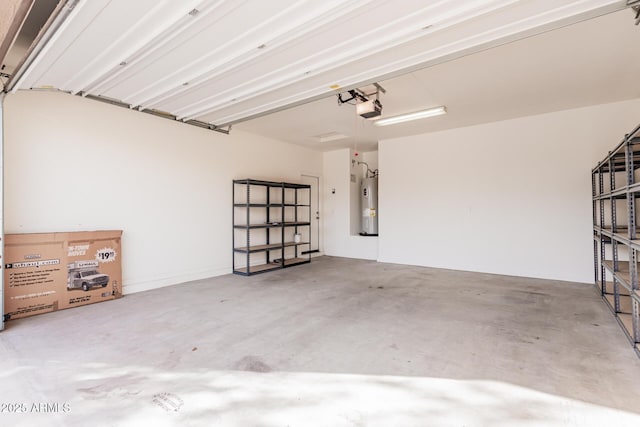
<box><xmin>67</xmin><ymin>260</ymin><xmax>109</xmax><ymax>292</ymax></box>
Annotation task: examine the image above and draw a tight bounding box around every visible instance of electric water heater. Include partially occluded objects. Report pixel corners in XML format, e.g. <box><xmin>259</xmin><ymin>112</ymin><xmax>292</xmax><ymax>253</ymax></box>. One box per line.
<box><xmin>360</xmin><ymin>177</ymin><xmax>378</xmax><ymax>236</ymax></box>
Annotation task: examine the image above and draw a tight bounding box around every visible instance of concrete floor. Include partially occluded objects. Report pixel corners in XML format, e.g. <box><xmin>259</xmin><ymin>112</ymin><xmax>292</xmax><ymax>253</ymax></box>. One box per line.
<box><xmin>1</xmin><ymin>256</ymin><xmax>640</xmax><ymax>426</ymax></box>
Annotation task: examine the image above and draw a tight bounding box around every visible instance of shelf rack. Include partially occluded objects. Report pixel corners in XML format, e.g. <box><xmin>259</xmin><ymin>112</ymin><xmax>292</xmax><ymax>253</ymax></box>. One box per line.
<box><xmin>592</xmin><ymin>123</ymin><xmax>640</xmax><ymax>357</ymax></box>
<box><xmin>233</xmin><ymin>179</ymin><xmax>311</xmax><ymax>276</ymax></box>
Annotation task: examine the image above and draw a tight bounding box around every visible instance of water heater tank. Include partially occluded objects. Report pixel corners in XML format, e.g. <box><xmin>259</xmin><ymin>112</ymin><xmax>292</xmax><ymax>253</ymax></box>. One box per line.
<box><xmin>360</xmin><ymin>177</ymin><xmax>378</xmax><ymax>236</ymax></box>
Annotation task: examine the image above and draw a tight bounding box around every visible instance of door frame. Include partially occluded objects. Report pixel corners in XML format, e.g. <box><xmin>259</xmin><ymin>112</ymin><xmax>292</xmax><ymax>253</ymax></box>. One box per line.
<box><xmin>300</xmin><ymin>173</ymin><xmax>321</xmax><ymax>255</ymax></box>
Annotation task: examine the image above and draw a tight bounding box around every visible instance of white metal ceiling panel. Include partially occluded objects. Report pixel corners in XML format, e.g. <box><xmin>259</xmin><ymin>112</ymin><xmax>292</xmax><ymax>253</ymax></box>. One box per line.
<box><xmin>192</xmin><ymin>0</ymin><xmax>629</xmax><ymax>125</ymax></box>
<box><xmin>86</xmin><ymin>0</ymin><xmax>242</xmax><ymax>96</ymax></box>
<box><xmin>155</xmin><ymin>0</ymin><xmax>517</xmax><ymax>119</ymax></box>
<box><xmin>122</xmin><ymin>0</ymin><xmax>373</xmax><ymax>110</ymax></box>
<box><xmin>35</xmin><ymin>0</ymin><xmax>178</xmax><ymax>87</ymax></box>
<box><xmin>99</xmin><ymin>0</ymin><xmax>300</xmax><ymax>101</ymax></box>
<box><xmin>16</xmin><ymin>0</ymin><xmax>112</xmax><ymax>89</ymax></box>
<box><xmin>10</xmin><ymin>0</ymin><xmax>630</xmax><ymax>128</ymax></box>
<box><xmin>62</xmin><ymin>0</ymin><xmax>204</xmax><ymax>94</ymax></box>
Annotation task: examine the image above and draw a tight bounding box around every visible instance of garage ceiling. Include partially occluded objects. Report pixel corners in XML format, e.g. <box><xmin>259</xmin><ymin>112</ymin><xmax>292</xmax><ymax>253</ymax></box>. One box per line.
<box><xmin>237</xmin><ymin>7</ymin><xmax>640</xmax><ymax>151</ymax></box>
<box><xmin>6</xmin><ymin>0</ymin><xmax>636</xmax><ymax>134</ymax></box>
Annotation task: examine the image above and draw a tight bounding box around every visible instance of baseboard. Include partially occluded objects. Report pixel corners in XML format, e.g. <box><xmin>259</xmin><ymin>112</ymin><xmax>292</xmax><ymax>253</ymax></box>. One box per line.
<box><xmin>123</xmin><ymin>265</ymin><xmax>230</xmax><ymax>294</ymax></box>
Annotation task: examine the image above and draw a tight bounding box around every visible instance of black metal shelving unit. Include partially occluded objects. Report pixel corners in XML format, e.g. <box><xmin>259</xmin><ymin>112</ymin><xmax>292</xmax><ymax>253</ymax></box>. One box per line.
<box><xmin>592</xmin><ymin>123</ymin><xmax>640</xmax><ymax>357</ymax></box>
<box><xmin>233</xmin><ymin>179</ymin><xmax>311</xmax><ymax>275</ymax></box>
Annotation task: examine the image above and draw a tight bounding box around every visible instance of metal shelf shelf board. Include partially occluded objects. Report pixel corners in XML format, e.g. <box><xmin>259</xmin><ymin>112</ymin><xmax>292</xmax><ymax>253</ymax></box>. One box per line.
<box><xmin>233</xmin><ymin>178</ymin><xmax>310</xmax><ymax>189</ymax></box>
<box><xmin>234</xmin><ymin>241</ymin><xmax>310</xmax><ymax>253</ymax></box>
<box><xmin>602</xmin><ymin>260</ymin><xmax>635</xmax><ymax>294</ymax></box>
<box><xmin>593</xmin><ymin>182</ymin><xmax>640</xmax><ymax>200</ymax></box>
<box><xmin>233</xmin><ymin>263</ymin><xmax>283</xmax><ymax>275</ymax></box>
<box><xmin>603</xmin><ymin>293</ymin><xmax>633</xmax><ymax>313</ymax></box>
<box><xmin>234</xmin><ymin>222</ymin><xmax>311</xmax><ymax>229</ymax></box>
<box><xmin>233</xmin><ymin>258</ymin><xmax>311</xmax><ymax>275</ymax></box>
<box><xmin>233</xmin><ymin>203</ymin><xmax>311</xmax><ymax>207</ymax></box>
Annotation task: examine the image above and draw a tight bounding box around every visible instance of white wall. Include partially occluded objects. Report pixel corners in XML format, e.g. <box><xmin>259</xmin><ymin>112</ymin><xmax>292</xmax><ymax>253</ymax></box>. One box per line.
<box><xmin>361</xmin><ymin>151</ymin><xmax>378</xmax><ymax>174</ymax></box>
<box><xmin>4</xmin><ymin>91</ymin><xmax>322</xmax><ymax>293</ymax></box>
<box><xmin>378</xmin><ymin>98</ymin><xmax>640</xmax><ymax>283</ymax></box>
<box><xmin>323</xmin><ymin>148</ymin><xmax>378</xmax><ymax>260</ymax></box>
<box><xmin>7</xmin><ymin>92</ymin><xmax>638</xmax><ymax>289</ymax></box>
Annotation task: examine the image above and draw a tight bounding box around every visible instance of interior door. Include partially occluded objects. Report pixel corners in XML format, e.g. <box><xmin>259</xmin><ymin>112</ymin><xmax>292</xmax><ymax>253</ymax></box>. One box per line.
<box><xmin>301</xmin><ymin>174</ymin><xmax>319</xmax><ymax>253</ymax></box>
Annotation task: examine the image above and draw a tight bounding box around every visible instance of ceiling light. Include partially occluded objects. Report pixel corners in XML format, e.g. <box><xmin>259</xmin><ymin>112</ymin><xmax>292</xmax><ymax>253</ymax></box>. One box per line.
<box><xmin>373</xmin><ymin>106</ymin><xmax>446</xmax><ymax>126</ymax></box>
<box><xmin>314</xmin><ymin>132</ymin><xmax>348</xmax><ymax>143</ymax></box>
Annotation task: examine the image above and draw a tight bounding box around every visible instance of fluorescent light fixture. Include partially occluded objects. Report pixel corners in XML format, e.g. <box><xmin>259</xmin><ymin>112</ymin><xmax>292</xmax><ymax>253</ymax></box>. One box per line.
<box><xmin>373</xmin><ymin>106</ymin><xmax>446</xmax><ymax>126</ymax></box>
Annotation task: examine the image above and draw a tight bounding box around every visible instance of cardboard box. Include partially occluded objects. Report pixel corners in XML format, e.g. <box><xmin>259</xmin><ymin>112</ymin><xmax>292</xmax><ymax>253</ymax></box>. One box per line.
<box><xmin>3</xmin><ymin>230</ymin><xmax>122</xmax><ymax>321</ymax></box>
